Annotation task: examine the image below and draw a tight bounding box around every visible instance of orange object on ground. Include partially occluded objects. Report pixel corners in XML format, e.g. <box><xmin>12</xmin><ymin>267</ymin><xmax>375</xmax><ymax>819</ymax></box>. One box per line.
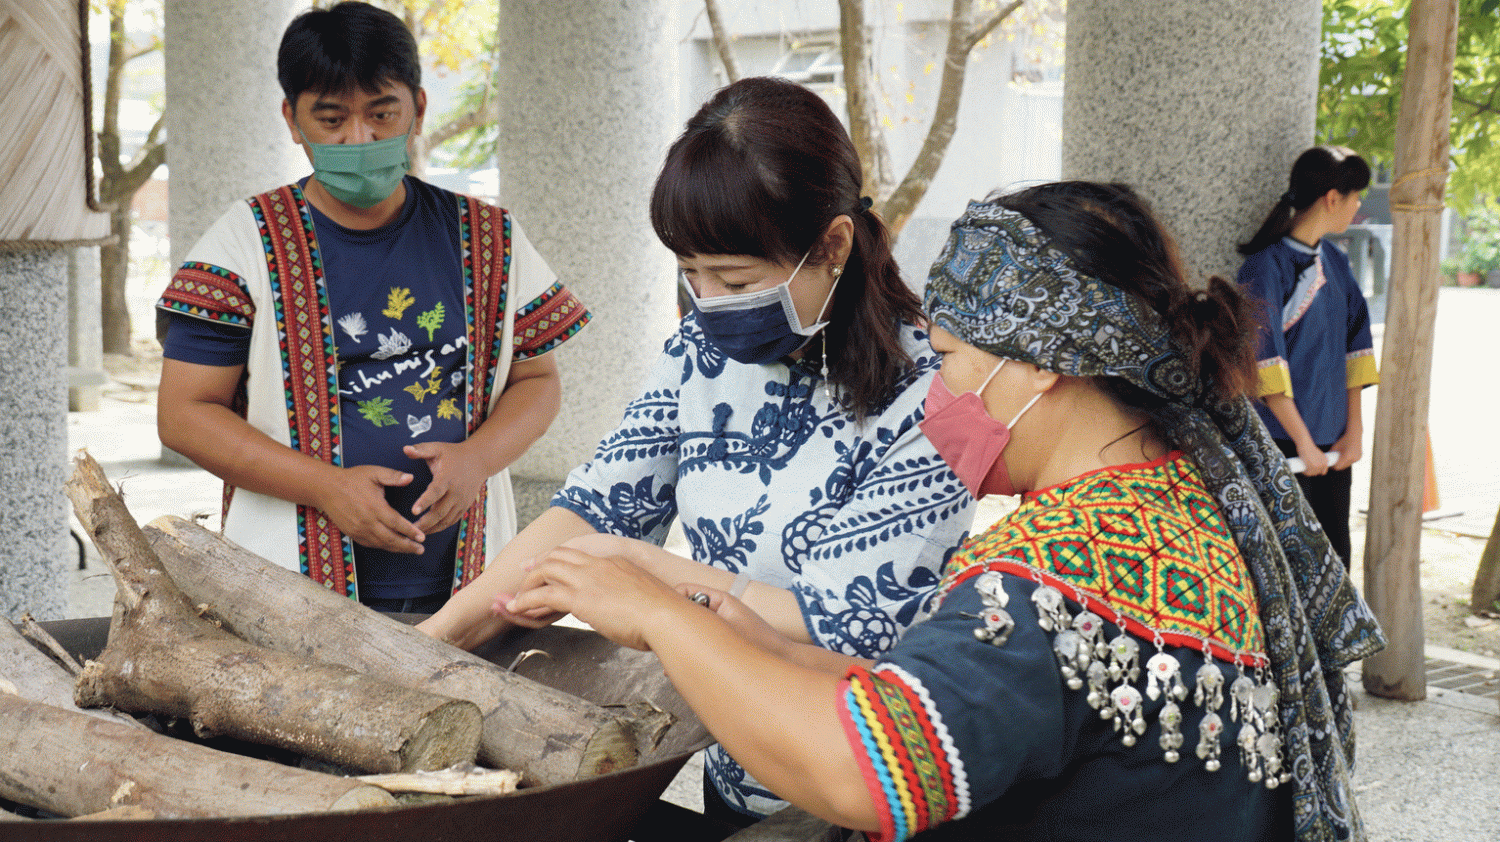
<box><xmin>1423</xmin><ymin>433</ymin><xmax>1440</xmax><ymax>513</ymax></box>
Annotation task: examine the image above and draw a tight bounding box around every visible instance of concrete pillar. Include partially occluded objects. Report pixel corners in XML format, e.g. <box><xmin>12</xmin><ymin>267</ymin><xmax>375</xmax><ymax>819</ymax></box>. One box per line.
<box><xmin>496</xmin><ymin>0</ymin><xmax>681</xmax><ymax>521</ymax></box>
<box><xmin>68</xmin><ymin>246</ymin><xmax>105</xmax><ymax>412</ymax></box>
<box><xmin>162</xmin><ymin>0</ymin><xmax>303</xmax><ymax>464</ymax></box>
<box><xmin>164</xmin><ymin>0</ymin><xmax>305</xmax><ymax>271</ymax></box>
<box><xmin>0</xmin><ymin>249</ymin><xmax>71</xmax><ymax>620</ymax></box>
<box><xmin>1062</xmin><ymin>0</ymin><xmax>1322</xmax><ymax>283</ymax></box>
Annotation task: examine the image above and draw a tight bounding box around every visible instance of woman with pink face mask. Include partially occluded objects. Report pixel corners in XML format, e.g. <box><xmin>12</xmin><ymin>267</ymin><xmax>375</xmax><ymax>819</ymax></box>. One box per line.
<box><xmin>505</xmin><ymin>181</ymin><xmax>1385</xmax><ymax>842</ymax></box>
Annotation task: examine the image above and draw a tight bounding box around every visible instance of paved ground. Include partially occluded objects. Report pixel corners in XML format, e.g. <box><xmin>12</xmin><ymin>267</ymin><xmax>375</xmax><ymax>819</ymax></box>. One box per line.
<box><xmin>63</xmin><ymin>287</ymin><xmax>1500</xmax><ymax>840</ymax></box>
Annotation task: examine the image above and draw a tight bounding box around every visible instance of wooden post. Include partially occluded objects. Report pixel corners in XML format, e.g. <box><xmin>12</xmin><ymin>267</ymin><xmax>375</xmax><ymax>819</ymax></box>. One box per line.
<box><xmin>1362</xmin><ymin>0</ymin><xmax>1459</xmax><ymax>700</ymax></box>
<box><xmin>1471</xmin><ymin>504</ymin><xmax>1500</xmax><ymax>616</ymax></box>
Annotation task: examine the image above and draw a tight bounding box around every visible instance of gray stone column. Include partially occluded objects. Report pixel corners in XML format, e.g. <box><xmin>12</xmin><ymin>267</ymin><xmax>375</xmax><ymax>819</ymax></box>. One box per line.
<box><xmin>0</xmin><ymin>249</ymin><xmax>71</xmax><ymax>620</ymax></box>
<box><xmin>162</xmin><ymin>0</ymin><xmax>303</xmax><ymax>464</ymax></box>
<box><xmin>68</xmin><ymin>246</ymin><xmax>105</xmax><ymax>412</ymax></box>
<box><xmin>1062</xmin><ymin>0</ymin><xmax>1322</xmax><ymax>283</ymax></box>
<box><xmin>496</xmin><ymin>0</ymin><xmax>681</xmax><ymax>520</ymax></box>
<box><xmin>164</xmin><ymin>0</ymin><xmax>305</xmax><ymax>271</ymax></box>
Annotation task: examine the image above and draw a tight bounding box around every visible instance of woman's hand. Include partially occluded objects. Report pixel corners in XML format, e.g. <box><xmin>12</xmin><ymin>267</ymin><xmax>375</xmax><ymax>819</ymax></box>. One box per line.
<box><xmin>506</xmin><ymin>547</ymin><xmax>696</xmax><ymax>651</ymax></box>
<box><xmin>672</xmin><ymin>584</ymin><xmax>791</xmax><ymax>659</ymax></box>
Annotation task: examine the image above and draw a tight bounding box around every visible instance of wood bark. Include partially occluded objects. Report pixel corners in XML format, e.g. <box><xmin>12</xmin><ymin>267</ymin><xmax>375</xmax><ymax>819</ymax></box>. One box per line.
<box><xmin>144</xmin><ymin>515</ymin><xmax>651</xmax><ymax>786</ymax></box>
<box><xmin>1362</xmin><ymin>0</ymin><xmax>1459</xmax><ymax>700</ymax></box>
<box><xmin>0</xmin><ymin>694</ymin><xmax>394</xmax><ymax>819</ymax></box>
<box><xmin>0</xmin><ymin>617</ymin><xmax>141</xmax><ymax>729</ymax></box>
<box><xmin>1471</xmin><ymin>504</ymin><xmax>1500</xmax><ymax>615</ymax></box>
<box><xmin>66</xmin><ymin>453</ymin><xmax>483</xmax><ymax>773</ymax></box>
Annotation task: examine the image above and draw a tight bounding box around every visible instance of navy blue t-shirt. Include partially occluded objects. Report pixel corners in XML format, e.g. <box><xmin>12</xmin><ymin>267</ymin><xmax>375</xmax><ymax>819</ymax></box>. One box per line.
<box><xmin>163</xmin><ymin>177</ymin><xmax>476</xmax><ymax>599</ymax></box>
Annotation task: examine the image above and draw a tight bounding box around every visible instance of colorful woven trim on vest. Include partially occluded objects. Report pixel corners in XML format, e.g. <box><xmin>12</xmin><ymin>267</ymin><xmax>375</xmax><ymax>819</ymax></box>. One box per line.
<box><xmin>453</xmin><ymin>196</ymin><xmax>513</xmax><ymax>590</ymax></box>
<box><xmin>514</xmin><ymin>280</ymin><xmax>591</xmax><ymax>360</ymax></box>
<box><xmin>839</xmin><ymin>663</ymin><xmax>969</xmax><ymax>842</ymax></box>
<box><xmin>941</xmin><ymin>452</ymin><xmax>1268</xmax><ymax>667</ymax></box>
<box><xmin>159</xmin><ymin>262</ymin><xmax>256</xmax><ymax>327</ymax></box>
<box><xmin>250</xmin><ymin>184</ymin><xmax>354</xmax><ymax>596</ymax></box>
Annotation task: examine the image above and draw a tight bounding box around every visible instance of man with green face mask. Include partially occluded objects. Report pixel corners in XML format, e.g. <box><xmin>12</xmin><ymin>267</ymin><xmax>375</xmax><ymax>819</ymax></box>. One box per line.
<box><xmin>155</xmin><ymin>1</ymin><xmax>590</xmax><ymax>613</ymax></box>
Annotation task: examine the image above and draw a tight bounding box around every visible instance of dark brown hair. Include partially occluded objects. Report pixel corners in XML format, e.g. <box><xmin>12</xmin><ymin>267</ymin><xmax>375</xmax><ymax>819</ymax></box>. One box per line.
<box><xmin>650</xmin><ymin>76</ymin><xmax>923</xmax><ymax>420</ymax></box>
<box><xmin>1238</xmin><ymin>145</ymin><xmax>1371</xmax><ymax>256</ymax></box>
<box><xmin>995</xmin><ymin>181</ymin><xmax>1258</xmax><ymax>405</ymax></box>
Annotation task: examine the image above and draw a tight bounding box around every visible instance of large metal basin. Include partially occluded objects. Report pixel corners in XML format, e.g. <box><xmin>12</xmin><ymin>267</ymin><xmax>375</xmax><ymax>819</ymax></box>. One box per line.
<box><xmin>9</xmin><ymin>617</ymin><xmax>716</xmax><ymax>842</ymax></box>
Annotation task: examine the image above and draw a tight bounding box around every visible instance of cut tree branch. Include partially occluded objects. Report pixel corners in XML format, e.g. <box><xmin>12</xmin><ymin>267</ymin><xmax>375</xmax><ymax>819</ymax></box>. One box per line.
<box><xmin>66</xmin><ymin>452</ymin><xmax>484</xmax><ymax>775</ymax></box>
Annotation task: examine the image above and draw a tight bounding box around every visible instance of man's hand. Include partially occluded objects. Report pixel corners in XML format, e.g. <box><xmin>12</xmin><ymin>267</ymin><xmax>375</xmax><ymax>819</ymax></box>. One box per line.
<box><xmin>1294</xmin><ymin>439</ymin><xmax>1330</xmax><ymax>476</ymax></box>
<box><xmin>406</xmin><ymin>440</ymin><xmax>490</xmax><ymax>533</ymax></box>
<box><xmin>315</xmin><ymin>464</ymin><xmax>425</xmax><ymax>553</ymax></box>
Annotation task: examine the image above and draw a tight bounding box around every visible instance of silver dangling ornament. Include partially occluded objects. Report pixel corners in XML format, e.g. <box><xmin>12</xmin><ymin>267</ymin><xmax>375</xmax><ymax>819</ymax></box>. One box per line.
<box><xmin>969</xmin><ymin>572</ymin><xmax>1015</xmax><ymax>647</ymax></box>
<box><xmin>1145</xmin><ymin>651</ymin><xmax>1188</xmax><ymax>702</ymax></box>
<box><xmin>1031</xmin><ymin>584</ymin><xmax>1071</xmax><ymax>632</ymax></box>
<box><xmin>1108</xmin><ymin>684</ymin><xmax>1147</xmax><ymax>746</ymax></box>
<box><xmin>1158</xmin><ymin>700</ymin><xmax>1184</xmax><ymax>763</ymax></box>
<box><xmin>1195</xmin><ymin>711</ymin><xmax>1224</xmax><ymax>772</ymax></box>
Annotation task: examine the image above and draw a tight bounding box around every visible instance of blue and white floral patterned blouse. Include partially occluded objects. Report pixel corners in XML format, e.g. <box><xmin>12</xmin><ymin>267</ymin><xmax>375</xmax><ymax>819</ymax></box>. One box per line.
<box><xmin>552</xmin><ymin>313</ymin><xmax>975</xmax><ymax>817</ymax></box>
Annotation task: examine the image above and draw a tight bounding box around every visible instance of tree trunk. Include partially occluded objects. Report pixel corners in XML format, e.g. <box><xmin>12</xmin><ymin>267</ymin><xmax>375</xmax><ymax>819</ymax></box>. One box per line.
<box><xmin>66</xmin><ymin>453</ymin><xmax>484</xmax><ymax>774</ymax></box>
<box><xmin>144</xmin><ymin>515</ymin><xmax>652</xmax><ymax>786</ymax></box>
<box><xmin>99</xmin><ymin>204</ymin><xmax>134</xmax><ymax>354</ymax></box>
<box><xmin>0</xmin><ymin>694</ymin><xmax>395</xmax><ymax>819</ymax></box>
<box><xmin>1471</xmin><ymin>504</ymin><xmax>1500</xmax><ymax>614</ymax></box>
<box><xmin>1362</xmin><ymin>0</ymin><xmax>1459</xmax><ymax>700</ymax></box>
<box><xmin>839</xmin><ymin>0</ymin><xmax>894</xmax><ymax>201</ymax></box>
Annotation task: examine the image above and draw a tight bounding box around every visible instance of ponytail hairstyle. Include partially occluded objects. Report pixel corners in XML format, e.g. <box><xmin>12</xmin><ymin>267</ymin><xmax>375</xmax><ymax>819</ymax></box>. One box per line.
<box><xmin>650</xmin><ymin>76</ymin><xmax>924</xmax><ymax>420</ymax></box>
<box><xmin>1237</xmin><ymin>145</ymin><xmax>1372</xmax><ymax>256</ymax></box>
<box><xmin>995</xmin><ymin>181</ymin><xmax>1259</xmax><ymax>408</ymax></box>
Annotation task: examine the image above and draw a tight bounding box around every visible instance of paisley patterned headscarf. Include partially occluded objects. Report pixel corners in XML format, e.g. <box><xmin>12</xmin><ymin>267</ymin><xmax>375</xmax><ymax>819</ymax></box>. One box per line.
<box><xmin>924</xmin><ymin>197</ymin><xmax>1386</xmax><ymax>842</ymax></box>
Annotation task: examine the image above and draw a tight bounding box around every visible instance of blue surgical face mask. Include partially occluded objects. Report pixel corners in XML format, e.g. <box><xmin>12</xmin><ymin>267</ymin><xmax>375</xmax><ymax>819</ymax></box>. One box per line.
<box><xmin>681</xmin><ymin>250</ymin><xmax>840</xmax><ymax>365</ymax></box>
<box><xmin>297</xmin><ymin>117</ymin><xmax>413</xmax><ymax>209</ymax></box>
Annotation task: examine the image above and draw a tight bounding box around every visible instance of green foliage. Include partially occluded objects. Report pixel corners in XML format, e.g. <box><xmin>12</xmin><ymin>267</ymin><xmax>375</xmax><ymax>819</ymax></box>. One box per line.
<box><xmin>1319</xmin><ymin>0</ymin><xmax>1500</xmax><ymax>212</ymax></box>
<box><xmin>1443</xmin><ymin>199</ymin><xmax>1500</xmax><ymax>275</ymax></box>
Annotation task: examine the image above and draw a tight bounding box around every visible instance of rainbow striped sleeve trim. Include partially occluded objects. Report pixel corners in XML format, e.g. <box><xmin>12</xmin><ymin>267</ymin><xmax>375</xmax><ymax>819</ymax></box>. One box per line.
<box><xmin>1256</xmin><ymin>357</ymin><xmax>1293</xmax><ymax>398</ymax></box>
<box><xmin>1346</xmin><ymin>348</ymin><xmax>1379</xmax><ymax>389</ymax></box>
<box><xmin>838</xmin><ymin>664</ymin><xmax>969</xmax><ymax>842</ymax></box>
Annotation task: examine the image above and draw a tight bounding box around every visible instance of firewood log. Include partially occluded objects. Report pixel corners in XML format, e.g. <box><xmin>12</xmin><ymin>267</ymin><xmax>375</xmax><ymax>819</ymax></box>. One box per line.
<box><xmin>65</xmin><ymin>452</ymin><xmax>482</xmax><ymax>774</ymax></box>
<box><xmin>144</xmin><ymin>515</ymin><xmax>652</xmax><ymax>784</ymax></box>
<box><xmin>0</xmin><ymin>694</ymin><xmax>394</xmax><ymax>819</ymax></box>
<box><xmin>0</xmin><ymin>616</ymin><xmax>142</xmax><ymax>729</ymax></box>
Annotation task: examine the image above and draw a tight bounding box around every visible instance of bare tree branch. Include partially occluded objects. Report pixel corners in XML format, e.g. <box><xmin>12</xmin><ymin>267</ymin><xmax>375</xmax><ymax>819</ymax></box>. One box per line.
<box><xmin>963</xmin><ymin>0</ymin><xmax>1024</xmax><ymax>52</ymax></box>
<box><xmin>425</xmin><ymin>97</ymin><xmax>499</xmax><ymax>150</ymax></box>
<box><xmin>704</xmin><ymin>0</ymin><xmax>742</xmax><ymax>82</ymax></box>
<box><xmin>881</xmin><ymin>0</ymin><xmax>1022</xmax><ymax>236</ymax></box>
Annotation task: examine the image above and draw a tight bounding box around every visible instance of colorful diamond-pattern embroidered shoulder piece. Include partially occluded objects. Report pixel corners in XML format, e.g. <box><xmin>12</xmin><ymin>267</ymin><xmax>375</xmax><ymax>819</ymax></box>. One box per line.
<box><xmin>942</xmin><ymin>454</ymin><xmax>1286</xmax><ymax>785</ymax></box>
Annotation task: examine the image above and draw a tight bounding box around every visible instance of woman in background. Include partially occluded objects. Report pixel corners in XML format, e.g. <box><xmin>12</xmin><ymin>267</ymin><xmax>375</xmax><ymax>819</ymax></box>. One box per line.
<box><xmin>1236</xmin><ymin>146</ymin><xmax>1378</xmax><ymax>569</ymax></box>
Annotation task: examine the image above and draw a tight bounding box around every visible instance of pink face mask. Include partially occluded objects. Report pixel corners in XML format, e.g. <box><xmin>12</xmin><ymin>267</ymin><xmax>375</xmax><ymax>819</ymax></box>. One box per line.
<box><xmin>919</xmin><ymin>359</ymin><xmax>1043</xmax><ymax>499</ymax></box>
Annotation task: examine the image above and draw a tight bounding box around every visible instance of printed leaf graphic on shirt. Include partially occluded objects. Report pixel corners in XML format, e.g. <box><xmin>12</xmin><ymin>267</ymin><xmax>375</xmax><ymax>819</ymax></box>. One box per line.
<box><xmin>437</xmin><ymin>397</ymin><xmax>461</xmax><ymax>420</ymax></box>
<box><xmin>417</xmin><ymin>303</ymin><xmax>445</xmax><ymax>341</ymax></box>
<box><xmin>357</xmin><ymin>397</ymin><xmax>399</xmax><ymax>427</ymax></box>
<box><xmin>337</xmin><ymin>312</ymin><xmax>368</xmax><ymax>341</ymax></box>
<box><xmin>407</xmin><ymin>414</ymin><xmax>433</xmax><ymax>438</ymax></box>
<box><xmin>403</xmin><ymin>372</ymin><xmax>445</xmax><ymax>403</ymax></box>
<box><xmin>383</xmin><ymin>287</ymin><xmax>416</xmax><ymax>320</ymax></box>
<box><xmin>371</xmin><ymin>328</ymin><xmax>411</xmax><ymax>360</ymax></box>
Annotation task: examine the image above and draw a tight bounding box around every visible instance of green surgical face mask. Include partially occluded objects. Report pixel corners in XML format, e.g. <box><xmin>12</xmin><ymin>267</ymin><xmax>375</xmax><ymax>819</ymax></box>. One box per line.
<box><xmin>298</xmin><ymin>119</ymin><xmax>413</xmax><ymax>209</ymax></box>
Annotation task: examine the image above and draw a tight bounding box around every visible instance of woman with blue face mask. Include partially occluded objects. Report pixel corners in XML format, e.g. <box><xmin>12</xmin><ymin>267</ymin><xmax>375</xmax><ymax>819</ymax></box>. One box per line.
<box><xmin>419</xmin><ymin>76</ymin><xmax>975</xmax><ymax>823</ymax></box>
<box><xmin>503</xmin><ymin>181</ymin><xmax>1386</xmax><ymax>842</ymax></box>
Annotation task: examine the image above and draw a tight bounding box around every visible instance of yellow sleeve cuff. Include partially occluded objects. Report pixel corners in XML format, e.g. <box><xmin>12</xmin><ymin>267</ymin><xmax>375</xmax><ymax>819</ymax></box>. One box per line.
<box><xmin>1257</xmin><ymin>358</ymin><xmax>1293</xmax><ymax>398</ymax></box>
<box><xmin>1346</xmin><ymin>350</ymin><xmax>1379</xmax><ymax>389</ymax></box>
